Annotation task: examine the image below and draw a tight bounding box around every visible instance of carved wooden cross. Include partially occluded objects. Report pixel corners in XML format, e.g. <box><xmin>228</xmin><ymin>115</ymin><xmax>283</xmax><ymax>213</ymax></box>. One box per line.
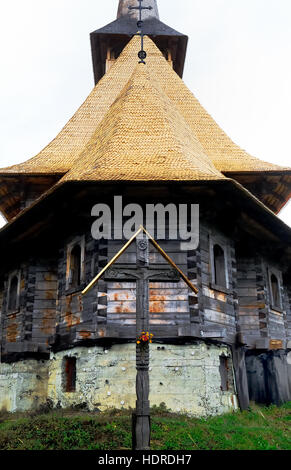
<box><xmin>82</xmin><ymin>227</ymin><xmax>198</xmax><ymax>450</ymax></box>
<box><xmin>104</xmin><ymin>235</ymin><xmax>180</xmax><ymax>450</ymax></box>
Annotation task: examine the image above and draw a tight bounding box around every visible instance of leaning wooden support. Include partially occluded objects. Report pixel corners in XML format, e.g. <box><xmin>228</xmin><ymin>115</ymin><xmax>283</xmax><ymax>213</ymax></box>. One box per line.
<box><xmin>82</xmin><ymin>225</ymin><xmax>198</xmax><ymax>296</ymax></box>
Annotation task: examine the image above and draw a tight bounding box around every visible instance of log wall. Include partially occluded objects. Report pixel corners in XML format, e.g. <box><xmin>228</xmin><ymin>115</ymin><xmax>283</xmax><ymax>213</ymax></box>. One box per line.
<box><xmin>237</xmin><ymin>258</ymin><xmax>290</xmax><ymax>349</ymax></box>
<box><xmin>0</xmin><ymin>222</ymin><xmax>290</xmax><ymax>358</ymax></box>
<box><xmin>197</xmin><ymin>225</ymin><xmax>237</xmax><ymax>343</ymax></box>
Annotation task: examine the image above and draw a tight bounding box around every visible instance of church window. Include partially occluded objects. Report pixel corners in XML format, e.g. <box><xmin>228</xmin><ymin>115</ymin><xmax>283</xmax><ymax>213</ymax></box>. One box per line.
<box><xmin>211</xmin><ymin>243</ymin><xmax>228</xmax><ymax>289</ymax></box>
<box><xmin>7</xmin><ymin>271</ymin><xmax>20</xmax><ymax>313</ymax></box>
<box><xmin>63</xmin><ymin>356</ymin><xmax>77</xmax><ymax>393</ymax></box>
<box><xmin>209</xmin><ymin>236</ymin><xmax>229</xmax><ymax>292</ymax></box>
<box><xmin>269</xmin><ymin>270</ymin><xmax>282</xmax><ymax>310</ymax></box>
<box><xmin>106</xmin><ymin>47</ymin><xmax>116</xmax><ymax>73</ymax></box>
<box><xmin>70</xmin><ymin>245</ymin><xmax>82</xmax><ymax>287</ymax></box>
<box><xmin>66</xmin><ymin>237</ymin><xmax>85</xmax><ymax>291</ymax></box>
<box><xmin>166</xmin><ymin>49</ymin><xmax>173</xmax><ymax>67</ymax></box>
<box><xmin>213</xmin><ymin>244</ymin><xmax>227</xmax><ymax>288</ymax></box>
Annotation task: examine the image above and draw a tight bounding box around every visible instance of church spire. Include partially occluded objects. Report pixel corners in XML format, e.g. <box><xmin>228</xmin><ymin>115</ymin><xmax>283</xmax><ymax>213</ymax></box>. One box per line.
<box><xmin>117</xmin><ymin>0</ymin><xmax>159</xmax><ymax>20</ymax></box>
<box><xmin>90</xmin><ymin>0</ymin><xmax>188</xmax><ymax>84</ymax></box>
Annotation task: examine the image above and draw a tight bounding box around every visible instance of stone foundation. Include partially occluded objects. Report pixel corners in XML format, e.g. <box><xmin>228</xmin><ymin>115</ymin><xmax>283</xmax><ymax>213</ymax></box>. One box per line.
<box><xmin>0</xmin><ymin>342</ymin><xmax>238</xmax><ymax>416</ymax></box>
<box><xmin>0</xmin><ymin>359</ymin><xmax>48</xmax><ymax>412</ymax></box>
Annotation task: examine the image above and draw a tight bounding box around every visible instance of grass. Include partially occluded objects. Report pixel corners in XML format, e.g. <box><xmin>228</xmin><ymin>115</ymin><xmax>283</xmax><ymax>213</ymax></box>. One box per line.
<box><xmin>0</xmin><ymin>402</ymin><xmax>290</xmax><ymax>450</ymax></box>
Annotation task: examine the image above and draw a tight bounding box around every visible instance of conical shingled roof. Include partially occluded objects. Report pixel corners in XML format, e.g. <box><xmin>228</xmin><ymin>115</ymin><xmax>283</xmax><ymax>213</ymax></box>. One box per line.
<box><xmin>1</xmin><ymin>36</ymin><xmax>291</xmax><ymax>215</ymax></box>
<box><xmin>1</xmin><ymin>35</ymin><xmax>288</xmax><ymax>176</ymax></box>
<box><xmin>60</xmin><ymin>65</ymin><xmax>225</xmax><ymax>183</ymax></box>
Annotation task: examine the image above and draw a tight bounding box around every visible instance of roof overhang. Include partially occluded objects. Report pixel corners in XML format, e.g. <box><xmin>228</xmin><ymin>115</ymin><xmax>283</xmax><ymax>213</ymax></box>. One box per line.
<box><xmin>1</xmin><ymin>179</ymin><xmax>291</xmax><ymax>274</ymax></box>
<box><xmin>0</xmin><ymin>173</ymin><xmax>63</xmax><ymax>221</ymax></box>
<box><xmin>224</xmin><ymin>170</ymin><xmax>291</xmax><ymax>214</ymax></box>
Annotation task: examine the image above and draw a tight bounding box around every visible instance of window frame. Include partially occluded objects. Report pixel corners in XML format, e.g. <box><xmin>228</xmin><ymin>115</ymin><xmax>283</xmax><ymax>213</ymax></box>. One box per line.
<box><xmin>65</xmin><ymin>236</ymin><xmax>85</xmax><ymax>293</ymax></box>
<box><xmin>209</xmin><ymin>237</ymin><xmax>230</xmax><ymax>293</ymax></box>
<box><xmin>7</xmin><ymin>270</ymin><xmax>21</xmax><ymax>314</ymax></box>
<box><xmin>268</xmin><ymin>267</ymin><xmax>283</xmax><ymax>313</ymax></box>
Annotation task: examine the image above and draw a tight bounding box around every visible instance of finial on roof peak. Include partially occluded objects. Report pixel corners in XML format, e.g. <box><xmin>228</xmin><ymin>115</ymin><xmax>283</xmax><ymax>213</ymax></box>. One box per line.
<box><xmin>117</xmin><ymin>0</ymin><xmax>160</xmax><ymax>20</ymax></box>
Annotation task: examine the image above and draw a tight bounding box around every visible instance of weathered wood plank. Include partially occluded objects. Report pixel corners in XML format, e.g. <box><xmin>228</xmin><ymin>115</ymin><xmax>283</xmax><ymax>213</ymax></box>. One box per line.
<box><xmin>34</xmin><ymin>281</ymin><xmax>58</xmax><ymax>291</ymax></box>
<box><xmin>239</xmin><ymin>297</ymin><xmax>264</xmax><ymax>308</ymax></box>
<box><xmin>203</xmin><ymin>296</ymin><xmax>235</xmax><ymax>316</ymax></box>
<box><xmin>35</xmin><ymin>272</ymin><xmax>57</xmax><ymax>282</ymax></box>
<box><xmin>237</xmin><ymin>288</ymin><xmax>258</xmax><ymax>297</ymax></box>
<box><xmin>107</xmin><ymin>301</ymin><xmax>136</xmax><ymax>313</ymax></box>
<box><xmin>204</xmin><ymin>308</ymin><xmax>236</xmax><ymax>326</ymax></box>
<box><xmin>237</xmin><ymin>271</ymin><xmax>256</xmax><ymax>280</ymax></box>
<box><xmin>107</xmin><ymin>290</ymin><xmax>136</xmax><ymax>301</ymax></box>
<box><xmin>238</xmin><ymin>316</ymin><xmax>260</xmax><ymax>326</ymax></box>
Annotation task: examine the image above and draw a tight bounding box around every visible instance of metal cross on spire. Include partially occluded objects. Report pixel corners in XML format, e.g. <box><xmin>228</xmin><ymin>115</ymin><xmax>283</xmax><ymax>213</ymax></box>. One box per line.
<box><xmin>129</xmin><ymin>0</ymin><xmax>152</xmax><ymax>64</ymax></box>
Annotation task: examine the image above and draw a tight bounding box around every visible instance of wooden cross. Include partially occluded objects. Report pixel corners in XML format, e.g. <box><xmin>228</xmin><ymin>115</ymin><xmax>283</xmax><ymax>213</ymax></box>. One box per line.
<box><xmin>128</xmin><ymin>0</ymin><xmax>152</xmax><ymax>64</ymax></box>
<box><xmin>104</xmin><ymin>235</ymin><xmax>180</xmax><ymax>450</ymax></box>
<box><xmin>82</xmin><ymin>226</ymin><xmax>198</xmax><ymax>450</ymax></box>
<box><xmin>128</xmin><ymin>0</ymin><xmax>153</xmax><ymax>20</ymax></box>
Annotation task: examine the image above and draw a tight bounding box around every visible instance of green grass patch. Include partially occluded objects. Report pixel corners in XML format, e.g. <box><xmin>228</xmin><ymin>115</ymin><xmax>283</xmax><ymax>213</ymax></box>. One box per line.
<box><xmin>0</xmin><ymin>402</ymin><xmax>290</xmax><ymax>450</ymax></box>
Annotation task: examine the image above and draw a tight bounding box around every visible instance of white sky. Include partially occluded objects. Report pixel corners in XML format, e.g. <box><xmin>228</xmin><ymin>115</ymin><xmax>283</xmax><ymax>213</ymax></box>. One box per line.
<box><xmin>0</xmin><ymin>0</ymin><xmax>291</xmax><ymax>227</ymax></box>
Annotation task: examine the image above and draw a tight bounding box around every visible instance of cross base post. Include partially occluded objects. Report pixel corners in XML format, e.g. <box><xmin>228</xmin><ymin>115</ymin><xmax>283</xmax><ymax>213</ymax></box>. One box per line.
<box><xmin>132</xmin><ymin>413</ymin><xmax>151</xmax><ymax>450</ymax></box>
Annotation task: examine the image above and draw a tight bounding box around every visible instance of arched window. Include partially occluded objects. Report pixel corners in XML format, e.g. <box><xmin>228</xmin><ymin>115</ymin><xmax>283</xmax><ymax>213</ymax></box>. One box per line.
<box><xmin>70</xmin><ymin>244</ymin><xmax>82</xmax><ymax>288</ymax></box>
<box><xmin>65</xmin><ymin>236</ymin><xmax>85</xmax><ymax>291</ymax></box>
<box><xmin>213</xmin><ymin>244</ymin><xmax>227</xmax><ymax>288</ymax></box>
<box><xmin>8</xmin><ymin>275</ymin><xmax>19</xmax><ymax>312</ymax></box>
<box><xmin>270</xmin><ymin>273</ymin><xmax>281</xmax><ymax>309</ymax></box>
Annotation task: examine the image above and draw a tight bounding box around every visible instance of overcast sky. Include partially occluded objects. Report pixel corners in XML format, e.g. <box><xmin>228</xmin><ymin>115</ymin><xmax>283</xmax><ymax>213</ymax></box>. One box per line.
<box><xmin>0</xmin><ymin>0</ymin><xmax>291</xmax><ymax>228</ymax></box>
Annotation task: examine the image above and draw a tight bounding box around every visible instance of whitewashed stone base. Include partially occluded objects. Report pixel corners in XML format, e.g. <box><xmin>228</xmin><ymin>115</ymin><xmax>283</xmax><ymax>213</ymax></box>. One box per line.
<box><xmin>0</xmin><ymin>359</ymin><xmax>48</xmax><ymax>412</ymax></box>
<box><xmin>0</xmin><ymin>342</ymin><xmax>238</xmax><ymax>416</ymax></box>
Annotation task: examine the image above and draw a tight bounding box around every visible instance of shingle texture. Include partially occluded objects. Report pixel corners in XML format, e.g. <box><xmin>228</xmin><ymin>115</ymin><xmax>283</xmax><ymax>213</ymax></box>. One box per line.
<box><xmin>1</xmin><ymin>35</ymin><xmax>290</xmax><ymax>218</ymax></box>
<box><xmin>1</xmin><ymin>36</ymin><xmax>288</xmax><ymax>177</ymax></box>
<box><xmin>60</xmin><ymin>65</ymin><xmax>225</xmax><ymax>183</ymax></box>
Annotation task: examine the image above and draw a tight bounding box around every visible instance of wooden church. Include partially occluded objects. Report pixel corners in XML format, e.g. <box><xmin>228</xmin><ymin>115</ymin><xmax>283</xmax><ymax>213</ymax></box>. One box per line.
<box><xmin>0</xmin><ymin>0</ymin><xmax>290</xmax><ymax>415</ymax></box>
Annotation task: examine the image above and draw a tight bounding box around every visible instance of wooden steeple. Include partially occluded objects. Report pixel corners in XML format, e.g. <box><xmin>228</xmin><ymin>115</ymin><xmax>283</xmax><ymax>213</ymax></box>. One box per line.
<box><xmin>90</xmin><ymin>0</ymin><xmax>188</xmax><ymax>84</ymax></box>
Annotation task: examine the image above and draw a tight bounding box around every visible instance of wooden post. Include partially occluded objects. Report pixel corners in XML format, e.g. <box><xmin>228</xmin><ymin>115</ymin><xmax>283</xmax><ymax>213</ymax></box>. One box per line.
<box><xmin>81</xmin><ymin>227</ymin><xmax>193</xmax><ymax>450</ymax></box>
<box><xmin>133</xmin><ymin>237</ymin><xmax>151</xmax><ymax>450</ymax></box>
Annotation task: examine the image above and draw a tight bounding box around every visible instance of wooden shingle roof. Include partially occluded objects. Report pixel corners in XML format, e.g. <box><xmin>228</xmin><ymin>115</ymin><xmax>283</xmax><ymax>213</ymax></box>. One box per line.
<box><xmin>60</xmin><ymin>65</ymin><xmax>225</xmax><ymax>183</ymax></box>
<box><xmin>1</xmin><ymin>36</ymin><xmax>288</xmax><ymax>177</ymax></box>
<box><xmin>1</xmin><ymin>36</ymin><xmax>291</xmax><ymax>217</ymax></box>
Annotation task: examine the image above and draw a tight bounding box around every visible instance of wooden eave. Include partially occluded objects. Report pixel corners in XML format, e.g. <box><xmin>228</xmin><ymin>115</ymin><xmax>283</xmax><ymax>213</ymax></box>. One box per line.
<box><xmin>0</xmin><ymin>174</ymin><xmax>63</xmax><ymax>221</ymax></box>
<box><xmin>224</xmin><ymin>171</ymin><xmax>291</xmax><ymax>214</ymax></box>
<box><xmin>1</xmin><ymin>178</ymin><xmax>291</xmax><ymax>270</ymax></box>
